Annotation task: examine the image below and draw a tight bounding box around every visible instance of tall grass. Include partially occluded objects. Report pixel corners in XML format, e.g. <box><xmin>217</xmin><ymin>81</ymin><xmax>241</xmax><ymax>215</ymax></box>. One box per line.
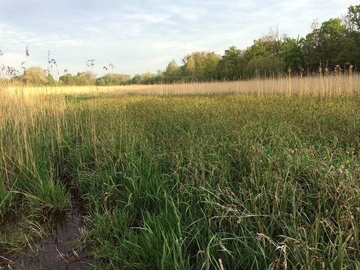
<box><xmin>2</xmin><ymin>73</ymin><xmax>360</xmax><ymax>97</ymax></box>
<box><xmin>1</xmin><ymin>76</ymin><xmax>360</xmax><ymax>269</ymax></box>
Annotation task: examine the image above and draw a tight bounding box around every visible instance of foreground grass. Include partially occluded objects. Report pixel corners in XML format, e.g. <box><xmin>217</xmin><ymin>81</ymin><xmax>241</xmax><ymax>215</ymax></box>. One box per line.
<box><xmin>1</xmin><ymin>84</ymin><xmax>360</xmax><ymax>268</ymax></box>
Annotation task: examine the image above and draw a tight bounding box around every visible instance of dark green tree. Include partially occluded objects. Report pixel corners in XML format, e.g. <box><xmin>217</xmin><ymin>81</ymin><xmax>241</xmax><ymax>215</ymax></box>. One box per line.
<box><xmin>302</xmin><ymin>18</ymin><xmax>347</xmax><ymax>72</ymax></box>
<box><xmin>243</xmin><ymin>55</ymin><xmax>285</xmax><ymax>78</ymax></box>
<box><xmin>346</xmin><ymin>5</ymin><xmax>360</xmax><ymax>31</ymax></box>
<box><xmin>219</xmin><ymin>46</ymin><xmax>246</xmax><ymax>80</ymax></box>
<box><xmin>245</xmin><ymin>26</ymin><xmax>282</xmax><ymax>62</ymax></box>
<box><xmin>131</xmin><ymin>74</ymin><xmax>142</xmax><ymax>84</ymax></box>
<box><xmin>281</xmin><ymin>37</ymin><xmax>305</xmax><ymax>75</ymax></box>
<box><xmin>318</xmin><ymin>18</ymin><xmax>347</xmax><ymax>66</ymax></box>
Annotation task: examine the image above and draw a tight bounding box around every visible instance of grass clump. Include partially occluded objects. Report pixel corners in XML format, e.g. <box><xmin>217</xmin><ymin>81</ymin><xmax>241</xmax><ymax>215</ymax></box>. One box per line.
<box><xmin>73</xmin><ymin>94</ymin><xmax>360</xmax><ymax>269</ymax></box>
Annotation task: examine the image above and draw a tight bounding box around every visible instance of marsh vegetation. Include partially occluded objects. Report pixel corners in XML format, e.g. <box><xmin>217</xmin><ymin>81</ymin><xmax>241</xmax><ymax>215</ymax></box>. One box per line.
<box><xmin>1</xmin><ymin>75</ymin><xmax>360</xmax><ymax>269</ymax></box>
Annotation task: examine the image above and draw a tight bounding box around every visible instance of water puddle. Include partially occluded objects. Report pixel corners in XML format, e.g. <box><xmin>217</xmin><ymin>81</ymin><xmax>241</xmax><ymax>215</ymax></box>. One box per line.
<box><xmin>0</xmin><ymin>188</ymin><xmax>94</xmax><ymax>269</ymax></box>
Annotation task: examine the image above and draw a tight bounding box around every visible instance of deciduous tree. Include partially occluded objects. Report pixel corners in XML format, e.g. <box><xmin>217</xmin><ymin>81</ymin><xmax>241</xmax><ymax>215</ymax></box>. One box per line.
<box><xmin>219</xmin><ymin>46</ymin><xmax>246</xmax><ymax>79</ymax></box>
<box><xmin>24</xmin><ymin>66</ymin><xmax>47</xmax><ymax>85</ymax></box>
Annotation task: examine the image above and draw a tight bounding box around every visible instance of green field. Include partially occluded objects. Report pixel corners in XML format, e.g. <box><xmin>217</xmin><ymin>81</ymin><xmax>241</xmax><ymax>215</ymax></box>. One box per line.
<box><xmin>1</xmin><ymin>82</ymin><xmax>360</xmax><ymax>269</ymax></box>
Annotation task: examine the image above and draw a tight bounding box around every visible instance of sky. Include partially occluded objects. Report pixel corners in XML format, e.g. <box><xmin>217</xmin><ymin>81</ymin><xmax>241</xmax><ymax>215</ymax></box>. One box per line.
<box><xmin>0</xmin><ymin>0</ymin><xmax>358</xmax><ymax>78</ymax></box>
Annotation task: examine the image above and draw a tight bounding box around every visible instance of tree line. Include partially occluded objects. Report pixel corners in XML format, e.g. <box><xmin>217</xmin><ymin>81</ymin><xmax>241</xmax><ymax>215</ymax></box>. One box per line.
<box><xmin>139</xmin><ymin>4</ymin><xmax>360</xmax><ymax>84</ymax></box>
<box><xmin>1</xmin><ymin>4</ymin><xmax>360</xmax><ymax>86</ymax></box>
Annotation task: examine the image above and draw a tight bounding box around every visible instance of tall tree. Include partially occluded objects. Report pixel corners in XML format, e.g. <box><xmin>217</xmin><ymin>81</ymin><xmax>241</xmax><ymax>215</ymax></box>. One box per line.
<box><xmin>245</xmin><ymin>26</ymin><xmax>282</xmax><ymax>62</ymax></box>
<box><xmin>302</xmin><ymin>18</ymin><xmax>347</xmax><ymax>72</ymax></box>
<box><xmin>243</xmin><ymin>55</ymin><xmax>285</xmax><ymax>78</ymax></box>
<box><xmin>318</xmin><ymin>18</ymin><xmax>347</xmax><ymax>66</ymax></box>
<box><xmin>24</xmin><ymin>66</ymin><xmax>47</xmax><ymax>85</ymax></box>
<box><xmin>219</xmin><ymin>46</ymin><xmax>245</xmax><ymax>79</ymax></box>
<box><xmin>203</xmin><ymin>52</ymin><xmax>220</xmax><ymax>80</ymax></box>
<box><xmin>346</xmin><ymin>5</ymin><xmax>360</xmax><ymax>31</ymax></box>
<box><xmin>182</xmin><ymin>51</ymin><xmax>220</xmax><ymax>80</ymax></box>
<box><xmin>164</xmin><ymin>60</ymin><xmax>180</xmax><ymax>77</ymax></box>
<box><xmin>343</xmin><ymin>4</ymin><xmax>360</xmax><ymax>68</ymax></box>
<box><xmin>281</xmin><ymin>36</ymin><xmax>305</xmax><ymax>75</ymax></box>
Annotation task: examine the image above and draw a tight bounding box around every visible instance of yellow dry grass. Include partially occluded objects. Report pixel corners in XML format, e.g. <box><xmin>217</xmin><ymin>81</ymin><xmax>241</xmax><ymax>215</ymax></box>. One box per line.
<box><xmin>1</xmin><ymin>74</ymin><xmax>359</xmax><ymax>98</ymax></box>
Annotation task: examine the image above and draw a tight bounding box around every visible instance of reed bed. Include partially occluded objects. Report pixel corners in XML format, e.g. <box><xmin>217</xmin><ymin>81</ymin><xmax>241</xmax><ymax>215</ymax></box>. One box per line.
<box><xmin>1</xmin><ymin>73</ymin><xmax>359</xmax><ymax>97</ymax></box>
<box><xmin>1</xmin><ymin>76</ymin><xmax>360</xmax><ymax>269</ymax></box>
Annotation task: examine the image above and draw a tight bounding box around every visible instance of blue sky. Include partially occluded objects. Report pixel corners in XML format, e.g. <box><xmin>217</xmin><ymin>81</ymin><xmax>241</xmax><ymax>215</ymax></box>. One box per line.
<box><xmin>0</xmin><ymin>0</ymin><xmax>358</xmax><ymax>78</ymax></box>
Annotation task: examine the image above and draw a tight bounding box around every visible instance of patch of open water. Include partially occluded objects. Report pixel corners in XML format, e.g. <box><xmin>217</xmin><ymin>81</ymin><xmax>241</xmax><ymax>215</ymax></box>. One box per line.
<box><xmin>0</xmin><ymin>188</ymin><xmax>94</xmax><ymax>269</ymax></box>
